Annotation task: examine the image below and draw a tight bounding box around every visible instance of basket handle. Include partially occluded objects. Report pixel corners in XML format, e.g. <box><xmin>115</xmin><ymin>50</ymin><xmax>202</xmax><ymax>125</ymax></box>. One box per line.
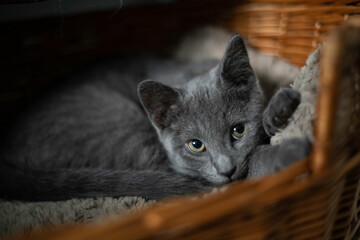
<box><xmin>311</xmin><ymin>32</ymin><xmax>341</xmax><ymax>174</ymax></box>
<box><xmin>312</xmin><ymin>18</ymin><xmax>360</xmax><ymax>174</ymax></box>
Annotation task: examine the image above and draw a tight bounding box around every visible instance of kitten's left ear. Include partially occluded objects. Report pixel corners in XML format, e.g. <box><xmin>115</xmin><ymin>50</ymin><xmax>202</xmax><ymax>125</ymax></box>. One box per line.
<box><xmin>138</xmin><ymin>80</ymin><xmax>180</xmax><ymax>129</ymax></box>
<box><xmin>220</xmin><ymin>34</ymin><xmax>255</xmax><ymax>87</ymax></box>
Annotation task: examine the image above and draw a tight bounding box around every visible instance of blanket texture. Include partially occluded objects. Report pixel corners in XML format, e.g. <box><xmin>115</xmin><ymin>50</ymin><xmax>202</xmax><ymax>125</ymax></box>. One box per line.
<box><xmin>271</xmin><ymin>48</ymin><xmax>319</xmax><ymax>145</ymax></box>
<box><xmin>0</xmin><ymin>197</ymin><xmax>155</xmax><ymax>236</ymax></box>
<box><xmin>0</xmin><ymin>28</ymin><xmax>318</xmax><ymax>238</ymax></box>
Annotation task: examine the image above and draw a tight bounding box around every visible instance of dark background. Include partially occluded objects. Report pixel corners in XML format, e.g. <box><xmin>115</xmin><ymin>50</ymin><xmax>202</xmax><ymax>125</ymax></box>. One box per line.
<box><xmin>0</xmin><ymin>0</ymin><xmax>239</xmax><ymax>135</ymax></box>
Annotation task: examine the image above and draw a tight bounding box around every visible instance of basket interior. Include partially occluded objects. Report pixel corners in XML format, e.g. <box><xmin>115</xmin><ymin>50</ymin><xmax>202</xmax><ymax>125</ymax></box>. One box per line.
<box><xmin>2</xmin><ymin>1</ymin><xmax>360</xmax><ymax>240</ymax></box>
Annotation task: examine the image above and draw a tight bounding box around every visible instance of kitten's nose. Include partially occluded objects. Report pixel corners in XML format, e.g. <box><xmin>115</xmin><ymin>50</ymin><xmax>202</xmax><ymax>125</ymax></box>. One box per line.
<box><xmin>220</xmin><ymin>166</ymin><xmax>237</xmax><ymax>179</ymax></box>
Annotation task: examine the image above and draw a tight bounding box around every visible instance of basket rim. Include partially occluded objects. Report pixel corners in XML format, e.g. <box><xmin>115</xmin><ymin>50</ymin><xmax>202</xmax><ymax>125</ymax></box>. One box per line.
<box><xmin>10</xmin><ymin>152</ymin><xmax>360</xmax><ymax>240</ymax></box>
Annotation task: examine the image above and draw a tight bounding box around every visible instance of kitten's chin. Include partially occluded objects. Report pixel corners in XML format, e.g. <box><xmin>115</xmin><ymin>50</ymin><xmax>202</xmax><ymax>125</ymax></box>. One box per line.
<box><xmin>233</xmin><ymin>165</ymin><xmax>249</xmax><ymax>181</ymax></box>
<box><xmin>206</xmin><ymin>166</ymin><xmax>249</xmax><ymax>185</ymax></box>
<box><xmin>206</xmin><ymin>176</ymin><xmax>232</xmax><ymax>185</ymax></box>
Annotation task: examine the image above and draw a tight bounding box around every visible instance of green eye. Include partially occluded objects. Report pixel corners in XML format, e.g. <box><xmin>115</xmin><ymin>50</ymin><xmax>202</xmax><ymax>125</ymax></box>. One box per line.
<box><xmin>232</xmin><ymin>124</ymin><xmax>246</xmax><ymax>140</ymax></box>
<box><xmin>187</xmin><ymin>139</ymin><xmax>205</xmax><ymax>153</ymax></box>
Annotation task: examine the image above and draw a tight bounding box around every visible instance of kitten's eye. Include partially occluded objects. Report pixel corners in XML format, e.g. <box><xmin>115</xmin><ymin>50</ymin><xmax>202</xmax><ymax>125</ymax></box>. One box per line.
<box><xmin>232</xmin><ymin>124</ymin><xmax>246</xmax><ymax>140</ymax></box>
<box><xmin>187</xmin><ymin>139</ymin><xmax>205</xmax><ymax>153</ymax></box>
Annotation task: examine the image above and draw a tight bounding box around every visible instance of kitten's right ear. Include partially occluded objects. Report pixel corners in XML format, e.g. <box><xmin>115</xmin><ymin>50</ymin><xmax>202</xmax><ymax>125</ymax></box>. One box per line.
<box><xmin>220</xmin><ymin>34</ymin><xmax>255</xmax><ymax>87</ymax></box>
<box><xmin>138</xmin><ymin>80</ymin><xmax>180</xmax><ymax>129</ymax></box>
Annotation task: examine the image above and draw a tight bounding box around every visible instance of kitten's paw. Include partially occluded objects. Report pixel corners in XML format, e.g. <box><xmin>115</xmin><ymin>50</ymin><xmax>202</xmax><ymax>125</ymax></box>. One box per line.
<box><xmin>263</xmin><ymin>88</ymin><xmax>301</xmax><ymax>136</ymax></box>
<box><xmin>273</xmin><ymin>138</ymin><xmax>311</xmax><ymax>172</ymax></box>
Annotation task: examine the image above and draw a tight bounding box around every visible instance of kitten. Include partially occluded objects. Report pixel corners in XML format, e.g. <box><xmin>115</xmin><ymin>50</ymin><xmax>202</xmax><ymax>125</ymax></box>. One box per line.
<box><xmin>0</xmin><ymin>35</ymin><xmax>310</xmax><ymax>201</ymax></box>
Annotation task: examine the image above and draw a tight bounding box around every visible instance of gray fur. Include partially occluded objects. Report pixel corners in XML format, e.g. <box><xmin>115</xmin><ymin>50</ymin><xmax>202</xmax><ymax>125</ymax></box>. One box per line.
<box><xmin>263</xmin><ymin>88</ymin><xmax>301</xmax><ymax>137</ymax></box>
<box><xmin>0</xmin><ymin>35</ymin><xmax>309</xmax><ymax>201</ymax></box>
<box><xmin>248</xmin><ymin>88</ymin><xmax>310</xmax><ymax>178</ymax></box>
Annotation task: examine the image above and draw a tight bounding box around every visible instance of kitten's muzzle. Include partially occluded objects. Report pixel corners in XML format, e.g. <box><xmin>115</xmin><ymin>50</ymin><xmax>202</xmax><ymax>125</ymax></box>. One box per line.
<box><xmin>219</xmin><ymin>166</ymin><xmax>237</xmax><ymax>179</ymax></box>
<box><xmin>236</xmin><ymin>165</ymin><xmax>249</xmax><ymax>180</ymax></box>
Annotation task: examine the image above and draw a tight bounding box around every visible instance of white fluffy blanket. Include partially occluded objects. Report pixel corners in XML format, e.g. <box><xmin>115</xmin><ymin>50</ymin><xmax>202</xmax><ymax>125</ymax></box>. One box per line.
<box><xmin>271</xmin><ymin>48</ymin><xmax>319</xmax><ymax>145</ymax></box>
<box><xmin>0</xmin><ymin>197</ymin><xmax>155</xmax><ymax>236</ymax></box>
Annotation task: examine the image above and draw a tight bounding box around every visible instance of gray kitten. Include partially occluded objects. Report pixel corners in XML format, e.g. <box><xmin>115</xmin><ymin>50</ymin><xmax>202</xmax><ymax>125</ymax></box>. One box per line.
<box><xmin>0</xmin><ymin>35</ymin><xmax>310</xmax><ymax>201</ymax></box>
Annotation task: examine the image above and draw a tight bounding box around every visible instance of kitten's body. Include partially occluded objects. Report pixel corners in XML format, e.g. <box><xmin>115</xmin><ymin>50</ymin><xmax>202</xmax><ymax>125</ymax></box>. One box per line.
<box><xmin>2</xmin><ymin>57</ymin><xmax>218</xmax><ymax>171</ymax></box>
<box><xmin>0</xmin><ymin>36</ymin><xmax>308</xmax><ymax>201</ymax></box>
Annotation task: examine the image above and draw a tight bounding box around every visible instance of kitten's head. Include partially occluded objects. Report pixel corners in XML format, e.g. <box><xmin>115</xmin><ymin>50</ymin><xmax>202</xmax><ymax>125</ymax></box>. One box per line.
<box><xmin>139</xmin><ymin>35</ymin><xmax>265</xmax><ymax>184</ymax></box>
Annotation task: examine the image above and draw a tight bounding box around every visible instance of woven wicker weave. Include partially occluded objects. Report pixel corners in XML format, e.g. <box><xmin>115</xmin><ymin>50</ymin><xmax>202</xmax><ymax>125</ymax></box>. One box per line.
<box><xmin>221</xmin><ymin>1</ymin><xmax>360</xmax><ymax>66</ymax></box>
<box><xmin>5</xmin><ymin>1</ymin><xmax>360</xmax><ymax>240</ymax></box>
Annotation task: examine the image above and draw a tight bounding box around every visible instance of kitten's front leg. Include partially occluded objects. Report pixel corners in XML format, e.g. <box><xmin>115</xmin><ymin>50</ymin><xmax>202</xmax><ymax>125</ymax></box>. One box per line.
<box><xmin>263</xmin><ymin>88</ymin><xmax>301</xmax><ymax>136</ymax></box>
<box><xmin>247</xmin><ymin>138</ymin><xmax>311</xmax><ymax>178</ymax></box>
<box><xmin>271</xmin><ymin>138</ymin><xmax>312</xmax><ymax>172</ymax></box>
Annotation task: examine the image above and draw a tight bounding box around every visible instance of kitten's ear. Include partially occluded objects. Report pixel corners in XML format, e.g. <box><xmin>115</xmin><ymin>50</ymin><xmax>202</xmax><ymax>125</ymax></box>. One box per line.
<box><xmin>220</xmin><ymin>34</ymin><xmax>255</xmax><ymax>87</ymax></box>
<box><xmin>138</xmin><ymin>80</ymin><xmax>180</xmax><ymax>129</ymax></box>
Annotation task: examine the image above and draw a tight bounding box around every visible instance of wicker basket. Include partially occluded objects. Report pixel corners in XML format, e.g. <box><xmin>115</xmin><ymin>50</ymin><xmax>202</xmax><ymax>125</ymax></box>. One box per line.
<box><xmin>5</xmin><ymin>1</ymin><xmax>360</xmax><ymax>240</ymax></box>
<box><xmin>221</xmin><ymin>0</ymin><xmax>360</xmax><ymax>66</ymax></box>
